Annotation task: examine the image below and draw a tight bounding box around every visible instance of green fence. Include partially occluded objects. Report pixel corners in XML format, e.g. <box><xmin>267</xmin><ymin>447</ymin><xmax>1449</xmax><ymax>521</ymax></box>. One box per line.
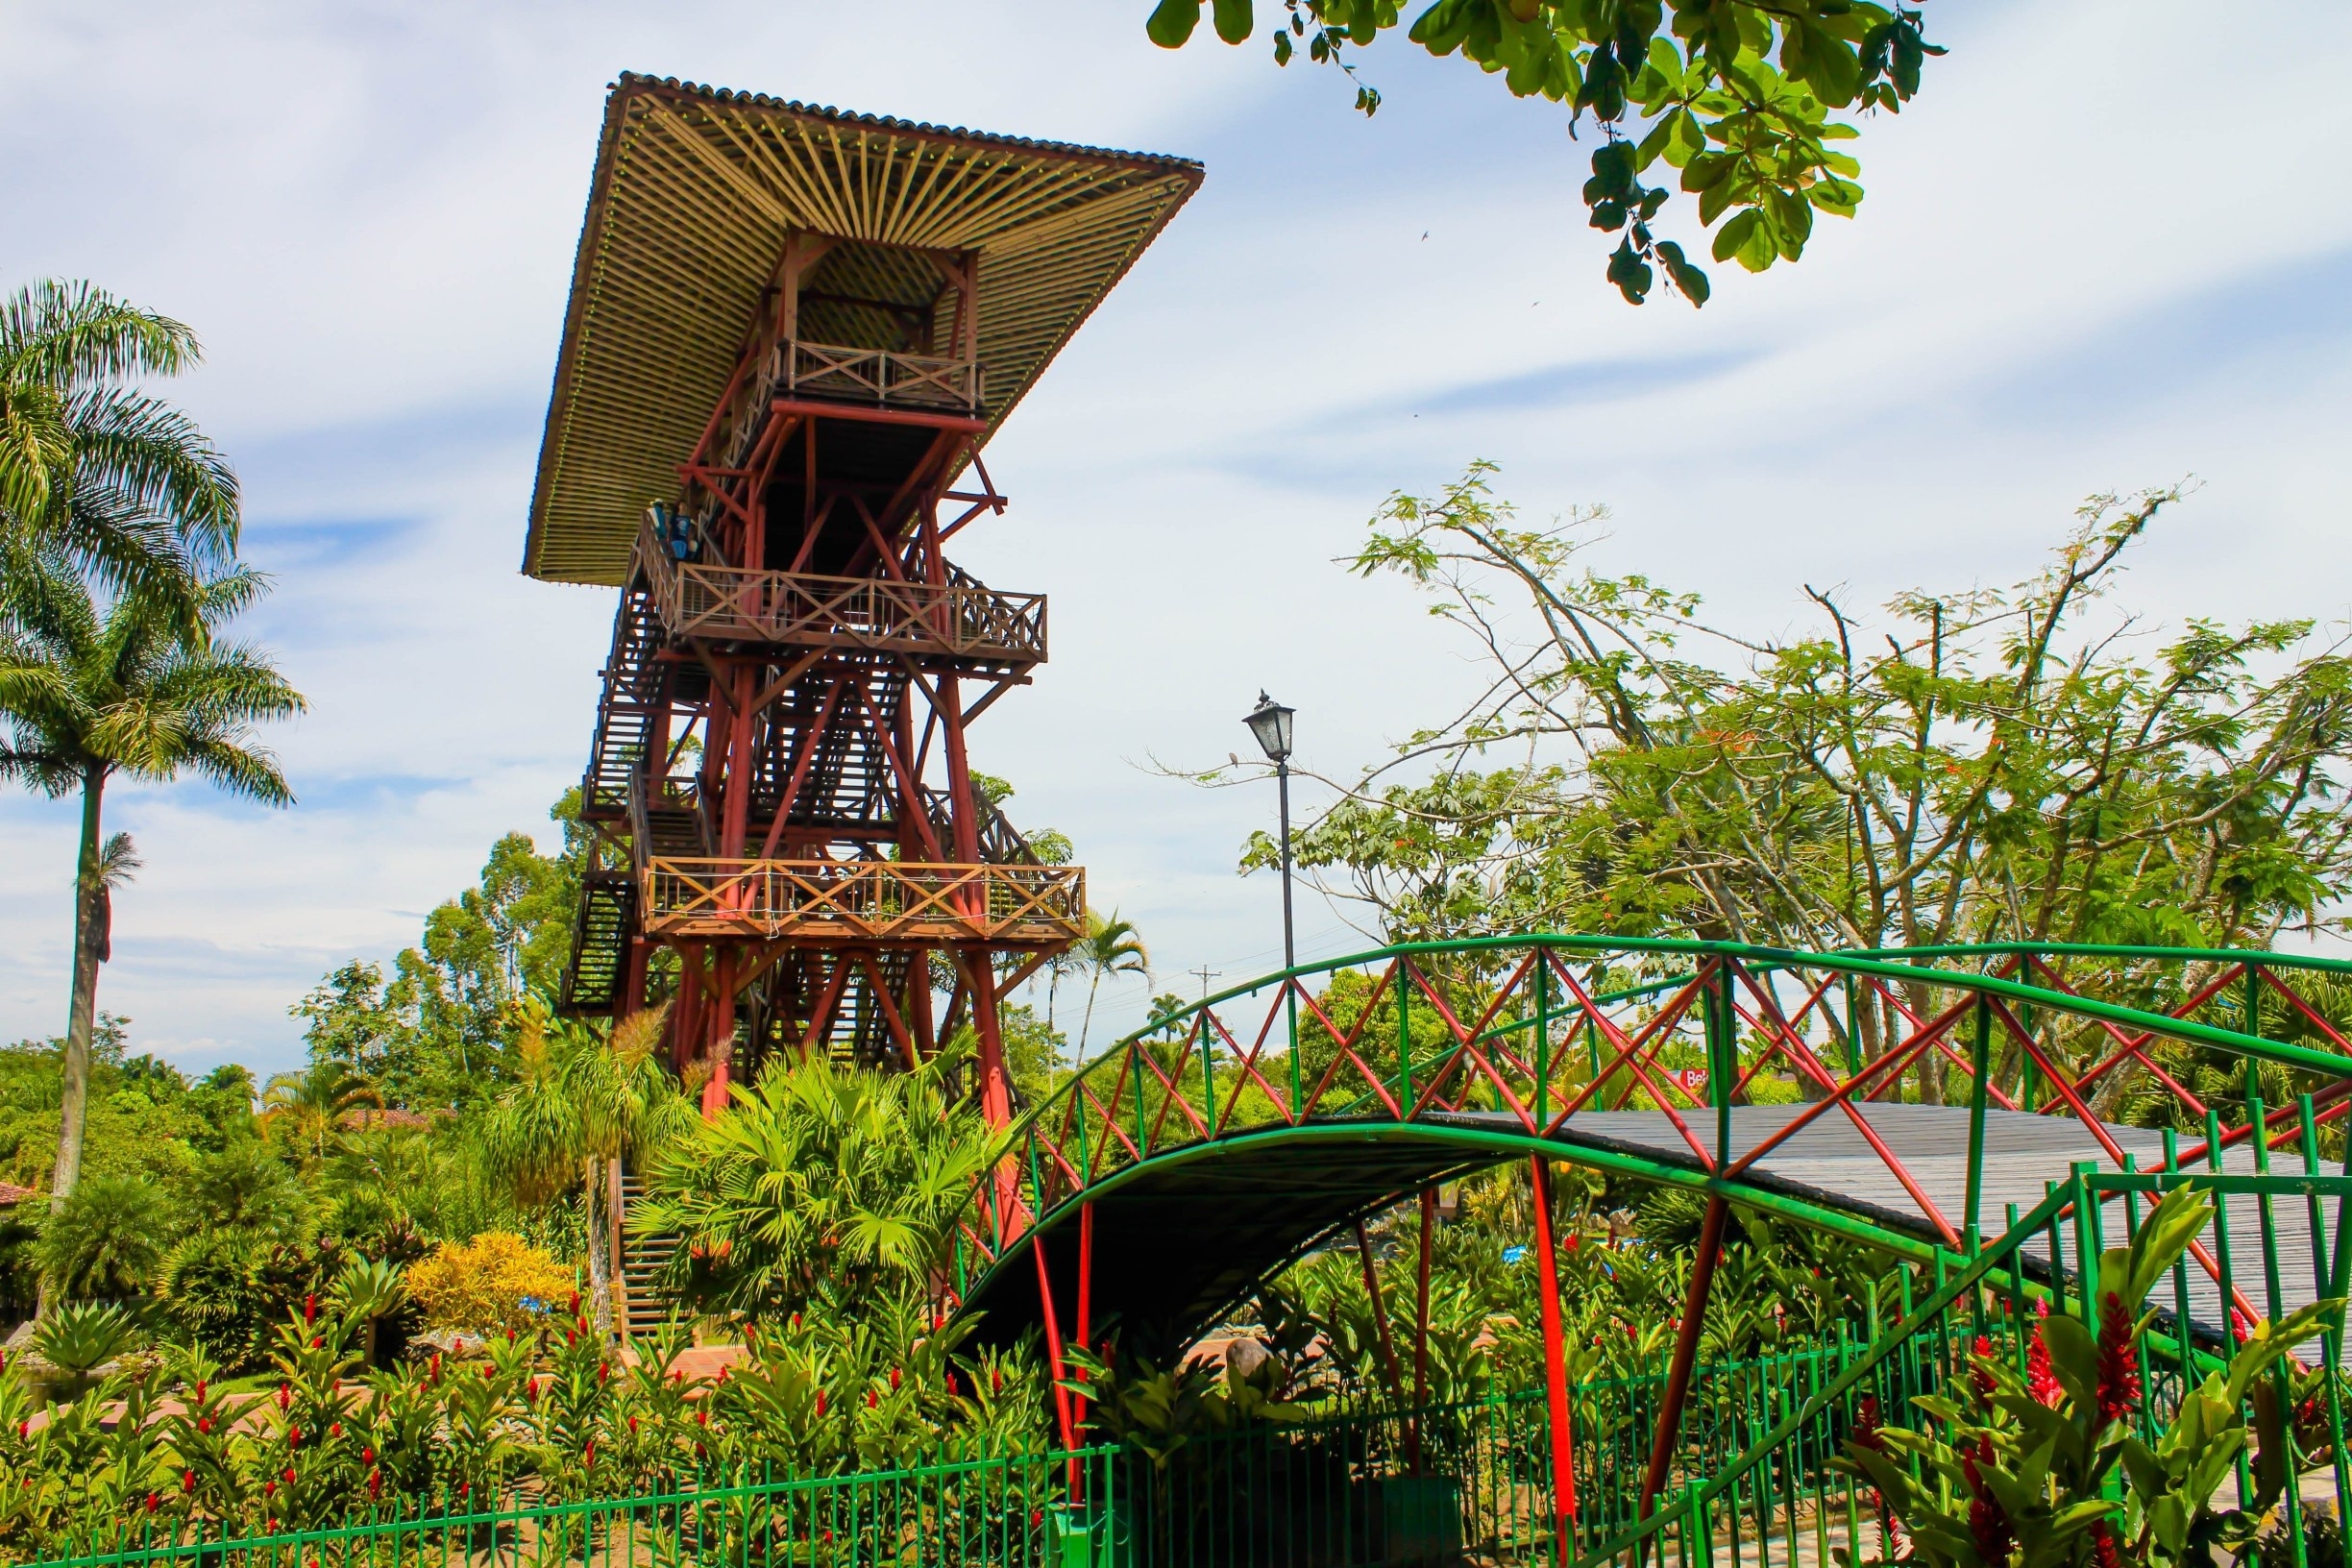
<box><xmin>26</xmin><ymin>1446</ymin><xmax>1122</xmax><ymax>1568</ymax></box>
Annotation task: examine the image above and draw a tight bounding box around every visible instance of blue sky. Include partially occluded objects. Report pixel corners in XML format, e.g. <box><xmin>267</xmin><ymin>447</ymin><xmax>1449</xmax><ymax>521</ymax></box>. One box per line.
<box><xmin>3</xmin><ymin>0</ymin><xmax>2349</xmax><ymax>1075</ymax></box>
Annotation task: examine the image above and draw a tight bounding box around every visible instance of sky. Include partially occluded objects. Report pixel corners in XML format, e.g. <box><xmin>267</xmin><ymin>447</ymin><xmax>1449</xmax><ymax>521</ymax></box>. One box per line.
<box><xmin>2</xmin><ymin>0</ymin><xmax>2349</xmax><ymax>1076</ymax></box>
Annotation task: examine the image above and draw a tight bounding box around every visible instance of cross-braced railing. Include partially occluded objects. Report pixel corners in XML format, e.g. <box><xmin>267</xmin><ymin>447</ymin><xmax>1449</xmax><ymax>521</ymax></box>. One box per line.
<box><xmin>768</xmin><ymin>338</ymin><xmax>984</xmax><ymax>412</ymax></box>
<box><xmin>640</xmin><ymin>855</ymin><xmax>1083</xmax><ymax>947</ymax></box>
<box><xmin>969</xmin><ymin>939</ymin><xmax>2352</xmax><ymax>1261</ymax></box>
<box><xmin>634</xmin><ymin>519</ymin><xmax>1045</xmax><ymax>661</ymax></box>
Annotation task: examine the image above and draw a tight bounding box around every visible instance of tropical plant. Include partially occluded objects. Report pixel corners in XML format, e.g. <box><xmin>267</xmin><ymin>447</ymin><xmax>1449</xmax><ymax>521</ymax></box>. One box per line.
<box><xmin>0</xmin><ymin>281</ymin><xmax>237</xmax><ymax>612</ymax></box>
<box><xmin>632</xmin><ymin>1050</ymin><xmax>1006</xmax><ymax>1321</ymax></box>
<box><xmin>1839</xmin><ymin>1186</ymin><xmax>2337</xmax><ymax>1567</ymax></box>
<box><xmin>28</xmin><ymin>1301</ymin><xmax>140</xmax><ymax>1387</ymax></box>
<box><xmin>405</xmin><ymin>1232</ymin><xmax>573</xmax><ymax>1337</ymax></box>
<box><xmin>478</xmin><ymin>1000</ymin><xmax>691</xmax><ymax>1335</ymax></box>
<box><xmin>176</xmin><ymin>1139</ymin><xmax>311</xmax><ymax>1244</ymax></box>
<box><xmin>32</xmin><ymin>1171</ymin><xmax>169</xmax><ymax>1300</ymax></box>
<box><xmin>1069</xmin><ymin>909</ymin><xmax>1150</xmax><ymax>1063</ymax></box>
<box><xmin>329</xmin><ymin>1257</ymin><xmax>407</xmax><ymax>1367</ymax></box>
<box><xmin>156</xmin><ymin>1226</ymin><xmax>272</xmax><ymax>1367</ymax></box>
<box><xmin>1143</xmin><ymin>1</ymin><xmax>1941</xmax><ymax>305</ymax></box>
<box><xmin>0</xmin><ymin>550</ymin><xmax>304</xmax><ymax>1250</ymax></box>
<box><xmin>259</xmin><ymin>1061</ymin><xmax>380</xmax><ymax>1167</ymax></box>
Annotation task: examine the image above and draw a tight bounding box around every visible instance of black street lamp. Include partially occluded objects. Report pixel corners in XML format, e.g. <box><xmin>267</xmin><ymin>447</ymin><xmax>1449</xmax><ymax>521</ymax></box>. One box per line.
<box><xmin>1242</xmin><ymin>692</ymin><xmax>1297</xmax><ymax>978</ymax></box>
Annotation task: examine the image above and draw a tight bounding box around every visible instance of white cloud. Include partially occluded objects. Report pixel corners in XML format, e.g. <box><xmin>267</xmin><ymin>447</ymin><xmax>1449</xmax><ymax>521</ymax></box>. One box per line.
<box><xmin>3</xmin><ymin>0</ymin><xmax>2348</xmax><ymax>1068</ymax></box>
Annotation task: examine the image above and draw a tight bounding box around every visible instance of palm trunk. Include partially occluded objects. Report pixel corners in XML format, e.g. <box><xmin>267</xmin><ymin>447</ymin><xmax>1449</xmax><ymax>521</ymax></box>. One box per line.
<box><xmin>583</xmin><ymin>1157</ymin><xmax>614</xmax><ymax>1338</ymax></box>
<box><xmin>42</xmin><ymin>766</ymin><xmax>106</xmax><ymax>1320</ymax></box>
<box><xmin>1079</xmin><ymin>972</ymin><xmax>1102</xmax><ymax>1065</ymax></box>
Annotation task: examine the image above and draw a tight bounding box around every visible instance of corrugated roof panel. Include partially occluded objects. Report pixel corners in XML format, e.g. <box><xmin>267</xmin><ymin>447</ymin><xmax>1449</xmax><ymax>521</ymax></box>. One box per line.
<box><xmin>524</xmin><ymin>75</ymin><xmax>1203</xmax><ymax>585</ymax></box>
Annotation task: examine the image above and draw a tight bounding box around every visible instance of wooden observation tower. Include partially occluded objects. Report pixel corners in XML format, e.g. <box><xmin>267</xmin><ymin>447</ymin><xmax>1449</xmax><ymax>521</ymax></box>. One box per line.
<box><xmin>524</xmin><ymin>76</ymin><xmax>1199</xmax><ymax>1125</ymax></box>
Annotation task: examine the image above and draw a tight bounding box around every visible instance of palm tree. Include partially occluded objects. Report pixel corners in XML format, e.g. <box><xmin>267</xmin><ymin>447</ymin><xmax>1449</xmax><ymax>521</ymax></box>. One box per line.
<box><xmin>0</xmin><ymin>551</ymin><xmax>304</xmax><ymax>1235</ymax></box>
<box><xmin>0</xmin><ymin>281</ymin><xmax>238</xmax><ymax>622</ymax></box>
<box><xmin>260</xmin><ymin>1060</ymin><xmax>383</xmax><ymax>1167</ymax></box>
<box><xmin>630</xmin><ymin>1049</ymin><xmax>1006</xmax><ymax>1320</ymax></box>
<box><xmin>1071</xmin><ymin>909</ymin><xmax>1150</xmax><ymax>1065</ymax></box>
<box><xmin>479</xmin><ymin>1000</ymin><xmax>694</xmax><ymax>1336</ymax></box>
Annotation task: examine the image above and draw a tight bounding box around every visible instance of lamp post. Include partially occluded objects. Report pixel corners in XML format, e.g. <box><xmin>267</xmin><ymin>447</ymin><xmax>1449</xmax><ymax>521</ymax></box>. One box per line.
<box><xmin>1242</xmin><ymin>692</ymin><xmax>1298</xmax><ymax>979</ymax></box>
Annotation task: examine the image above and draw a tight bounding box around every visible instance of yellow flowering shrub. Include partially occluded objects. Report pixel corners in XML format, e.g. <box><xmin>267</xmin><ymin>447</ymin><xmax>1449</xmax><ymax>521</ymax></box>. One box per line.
<box><xmin>405</xmin><ymin>1232</ymin><xmax>575</xmax><ymax>1335</ymax></box>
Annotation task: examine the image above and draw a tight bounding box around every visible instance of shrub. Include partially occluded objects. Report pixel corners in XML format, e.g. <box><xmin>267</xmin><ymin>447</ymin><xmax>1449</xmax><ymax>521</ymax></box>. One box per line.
<box><xmin>158</xmin><ymin>1227</ymin><xmax>272</xmax><ymax>1367</ymax></box>
<box><xmin>34</xmin><ymin>1172</ymin><xmax>170</xmax><ymax>1298</ymax></box>
<box><xmin>405</xmin><ymin>1232</ymin><xmax>572</xmax><ymax>1335</ymax></box>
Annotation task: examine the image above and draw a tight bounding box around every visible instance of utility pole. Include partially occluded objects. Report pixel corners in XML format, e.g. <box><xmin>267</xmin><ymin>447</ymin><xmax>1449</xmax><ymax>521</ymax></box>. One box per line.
<box><xmin>1191</xmin><ymin>965</ymin><xmax>1220</xmax><ymax>1003</ymax></box>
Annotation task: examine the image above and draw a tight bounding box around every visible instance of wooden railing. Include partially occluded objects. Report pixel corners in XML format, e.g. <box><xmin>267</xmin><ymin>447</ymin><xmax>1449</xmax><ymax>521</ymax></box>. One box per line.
<box><xmin>636</xmin><ymin>520</ymin><xmax>1045</xmax><ymax>661</ymax></box>
<box><xmin>770</xmin><ymin>339</ymin><xmax>984</xmax><ymax>412</ymax></box>
<box><xmin>639</xmin><ymin>857</ymin><xmax>1084</xmax><ymax>946</ymax></box>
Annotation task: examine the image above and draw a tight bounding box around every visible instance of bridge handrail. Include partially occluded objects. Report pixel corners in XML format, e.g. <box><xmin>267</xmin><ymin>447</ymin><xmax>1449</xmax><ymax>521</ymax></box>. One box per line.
<box><xmin>1011</xmin><ymin>936</ymin><xmax>2352</xmax><ymax>1167</ymax></box>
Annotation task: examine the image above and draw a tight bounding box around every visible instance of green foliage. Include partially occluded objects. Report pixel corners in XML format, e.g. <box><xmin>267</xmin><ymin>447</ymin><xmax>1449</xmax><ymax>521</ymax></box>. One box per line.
<box><xmin>0</xmin><ymin>1278</ymin><xmax>1062</xmax><ymax>1559</ymax></box>
<box><xmin>1145</xmin><ymin>0</ymin><xmax>1939</xmax><ymax>304</ymax></box>
<box><xmin>1267</xmin><ymin>467</ymin><xmax>2352</xmax><ymax>984</ymax></box>
<box><xmin>34</xmin><ymin>1171</ymin><xmax>168</xmax><ymax>1299</ymax></box>
<box><xmin>1069</xmin><ymin>909</ymin><xmax>1150</xmax><ymax>1062</ymax></box>
<box><xmin>633</xmin><ymin>1052</ymin><xmax>1006</xmax><ymax>1322</ymax></box>
<box><xmin>1066</xmin><ymin>1341</ymin><xmax>1314</xmax><ymax>1469</ymax></box>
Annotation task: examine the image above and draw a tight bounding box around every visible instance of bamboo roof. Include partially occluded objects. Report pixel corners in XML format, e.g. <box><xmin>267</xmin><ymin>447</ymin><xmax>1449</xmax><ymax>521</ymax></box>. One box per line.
<box><xmin>524</xmin><ymin>75</ymin><xmax>1204</xmax><ymax>585</ymax></box>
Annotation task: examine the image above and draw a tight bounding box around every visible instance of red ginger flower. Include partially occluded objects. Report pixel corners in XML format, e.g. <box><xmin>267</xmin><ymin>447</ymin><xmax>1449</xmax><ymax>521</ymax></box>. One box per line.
<box><xmin>890</xmin><ymin>1367</ymin><xmax>901</xmax><ymax>1391</ymax></box>
<box><xmin>815</xmin><ymin>1390</ymin><xmax>827</xmax><ymax>1417</ymax></box>
<box><xmin>182</xmin><ymin>1470</ymin><xmax>195</xmax><ymax>1494</ymax></box>
<box><xmin>1962</xmin><ymin>1436</ymin><xmax>2013</xmax><ymax>1563</ymax></box>
<box><xmin>2095</xmin><ymin>1289</ymin><xmax>2142</xmax><ymax>1424</ymax></box>
<box><xmin>145</xmin><ymin>1492</ymin><xmax>159</xmax><ymax>1513</ymax></box>
<box><xmin>1851</xmin><ymin>1398</ymin><xmax>1904</xmax><ymax>1557</ymax></box>
<box><xmin>2026</xmin><ymin>1305</ymin><xmax>2061</xmax><ymax>1407</ymax></box>
<box><xmin>1971</xmin><ymin>1335</ymin><xmax>1997</xmax><ymax>1401</ymax></box>
<box><xmin>2091</xmin><ymin>1521</ymin><xmax>2124</xmax><ymax>1568</ymax></box>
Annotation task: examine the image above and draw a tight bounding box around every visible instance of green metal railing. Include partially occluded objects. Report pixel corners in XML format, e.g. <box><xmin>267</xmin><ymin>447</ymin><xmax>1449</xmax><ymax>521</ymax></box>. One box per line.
<box><xmin>1575</xmin><ymin>1134</ymin><xmax>2352</xmax><ymax>1567</ymax></box>
<box><xmin>29</xmin><ymin>1446</ymin><xmax>1123</xmax><ymax>1568</ymax></box>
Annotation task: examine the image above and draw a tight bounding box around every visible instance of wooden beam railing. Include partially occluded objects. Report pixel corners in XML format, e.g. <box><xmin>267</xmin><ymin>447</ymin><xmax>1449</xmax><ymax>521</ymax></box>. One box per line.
<box><xmin>636</xmin><ymin>519</ymin><xmax>1045</xmax><ymax>661</ymax></box>
<box><xmin>772</xmin><ymin>338</ymin><xmax>984</xmax><ymax>412</ymax></box>
<box><xmin>640</xmin><ymin>857</ymin><xmax>1084</xmax><ymax>946</ymax></box>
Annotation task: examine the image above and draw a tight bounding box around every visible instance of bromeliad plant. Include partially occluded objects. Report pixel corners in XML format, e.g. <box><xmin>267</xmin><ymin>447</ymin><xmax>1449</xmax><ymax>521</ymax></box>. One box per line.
<box><xmin>1837</xmin><ymin>1186</ymin><xmax>2336</xmax><ymax>1567</ymax></box>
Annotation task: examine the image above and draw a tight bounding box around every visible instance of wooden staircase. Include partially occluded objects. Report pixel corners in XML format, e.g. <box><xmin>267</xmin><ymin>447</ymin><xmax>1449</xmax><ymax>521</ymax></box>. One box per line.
<box><xmin>615</xmin><ymin>1171</ymin><xmax>677</xmax><ymax>1342</ymax></box>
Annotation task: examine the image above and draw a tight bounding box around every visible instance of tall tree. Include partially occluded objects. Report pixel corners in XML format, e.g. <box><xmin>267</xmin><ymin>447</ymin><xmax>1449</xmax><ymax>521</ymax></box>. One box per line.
<box><xmin>1246</xmin><ymin>464</ymin><xmax>2352</xmax><ymax>1041</ymax></box>
<box><xmin>1070</xmin><ymin>910</ymin><xmax>1151</xmax><ymax>1064</ymax></box>
<box><xmin>0</xmin><ymin>551</ymin><xmax>304</xmax><ymax>1231</ymax></box>
<box><xmin>0</xmin><ymin>281</ymin><xmax>238</xmax><ymax>618</ymax></box>
<box><xmin>1145</xmin><ymin>1</ymin><xmax>1941</xmax><ymax>305</ymax></box>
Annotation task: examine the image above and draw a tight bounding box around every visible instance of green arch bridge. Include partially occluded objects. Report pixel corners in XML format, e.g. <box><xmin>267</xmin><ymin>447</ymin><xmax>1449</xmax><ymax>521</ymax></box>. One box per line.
<box><xmin>950</xmin><ymin>937</ymin><xmax>2352</xmax><ymax>1564</ymax></box>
